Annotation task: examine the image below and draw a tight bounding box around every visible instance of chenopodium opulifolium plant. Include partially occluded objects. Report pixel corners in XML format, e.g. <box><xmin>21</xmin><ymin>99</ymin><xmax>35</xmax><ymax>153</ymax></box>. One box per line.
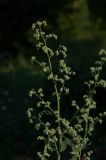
<box><xmin>27</xmin><ymin>21</ymin><xmax>106</xmax><ymax>160</ymax></box>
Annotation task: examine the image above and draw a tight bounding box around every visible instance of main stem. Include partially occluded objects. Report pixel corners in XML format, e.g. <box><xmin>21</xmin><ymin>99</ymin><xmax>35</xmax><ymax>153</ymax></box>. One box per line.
<box><xmin>58</xmin><ymin>155</ymin><xmax>60</xmax><ymax>160</ymax></box>
<box><xmin>47</xmin><ymin>51</ymin><xmax>61</xmax><ymax>160</ymax></box>
<box><xmin>40</xmin><ymin>29</ymin><xmax>62</xmax><ymax>159</ymax></box>
<box><xmin>45</xmin><ymin>51</ymin><xmax>61</xmax><ymax>159</ymax></box>
<box><xmin>57</xmin><ymin>96</ymin><xmax>61</xmax><ymax>160</ymax></box>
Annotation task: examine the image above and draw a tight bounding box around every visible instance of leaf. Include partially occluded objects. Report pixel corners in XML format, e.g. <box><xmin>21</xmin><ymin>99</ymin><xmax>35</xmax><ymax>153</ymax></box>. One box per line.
<box><xmin>64</xmin><ymin>137</ymin><xmax>72</xmax><ymax>146</ymax></box>
<box><xmin>61</xmin><ymin>140</ymin><xmax>67</xmax><ymax>152</ymax></box>
<box><xmin>60</xmin><ymin>137</ymin><xmax>72</xmax><ymax>152</ymax></box>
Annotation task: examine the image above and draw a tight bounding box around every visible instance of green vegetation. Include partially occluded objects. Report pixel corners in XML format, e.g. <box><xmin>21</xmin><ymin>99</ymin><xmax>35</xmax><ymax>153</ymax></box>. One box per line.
<box><xmin>1</xmin><ymin>1</ymin><xmax>106</xmax><ymax>159</ymax></box>
<box><xmin>27</xmin><ymin>21</ymin><xmax>106</xmax><ymax>160</ymax></box>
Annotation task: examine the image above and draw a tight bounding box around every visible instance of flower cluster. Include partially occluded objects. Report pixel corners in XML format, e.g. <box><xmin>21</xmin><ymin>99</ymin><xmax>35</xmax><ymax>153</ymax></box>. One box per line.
<box><xmin>27</xmin><ymin>21</ymin><xmax>106</xmax><ymax>160</ymax></box>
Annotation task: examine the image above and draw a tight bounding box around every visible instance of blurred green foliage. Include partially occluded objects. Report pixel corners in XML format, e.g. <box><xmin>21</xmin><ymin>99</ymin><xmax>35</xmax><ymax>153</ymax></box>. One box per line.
<box><xmin>0</xmin><ymin>0</ymin><xmax>106</xmax><ymax>66</ymax></box>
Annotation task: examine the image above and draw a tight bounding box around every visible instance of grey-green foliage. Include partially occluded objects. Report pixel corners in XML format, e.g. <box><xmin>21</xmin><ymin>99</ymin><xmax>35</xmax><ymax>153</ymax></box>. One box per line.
<box><xmin>27</xmin><ymin>21</ymin><xmax>106</xmax><ymax>160</ymax></box>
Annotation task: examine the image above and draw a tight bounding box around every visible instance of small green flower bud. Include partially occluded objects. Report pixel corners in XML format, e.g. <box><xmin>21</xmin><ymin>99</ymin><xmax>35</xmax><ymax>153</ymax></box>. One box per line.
<box><xmin>103</xmin><ymin>112</ymin><xmax>106</xmax><ymax>116</ymax></box>
<box><xmin>99</xmin><ymin>119</ymin><xmax>103</xmax><ymax>124</ymax></box>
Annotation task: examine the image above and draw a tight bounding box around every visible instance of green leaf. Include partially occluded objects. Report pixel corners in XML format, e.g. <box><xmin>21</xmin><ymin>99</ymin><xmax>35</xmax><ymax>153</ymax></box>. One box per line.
<box><xmin>61</xmin><ymin>140</ymin><xmax>67</xmax><ymax>152</ymax></box>
<box><xmin>64</xmin><ymin>137</ymin><xmax>72</xmax><ymax>146</ymax></box>
<box><xmin>60</xmin><ymin>137</ymin><xmax>72</xmax><ymax>152</ymax></box>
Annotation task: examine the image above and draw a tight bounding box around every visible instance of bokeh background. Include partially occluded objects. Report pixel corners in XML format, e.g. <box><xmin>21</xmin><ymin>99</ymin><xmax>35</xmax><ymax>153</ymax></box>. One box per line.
<box><xmin>0</xmin><ymin>0</ymin><xmax>106</xmax><ymax>159</ymax></box>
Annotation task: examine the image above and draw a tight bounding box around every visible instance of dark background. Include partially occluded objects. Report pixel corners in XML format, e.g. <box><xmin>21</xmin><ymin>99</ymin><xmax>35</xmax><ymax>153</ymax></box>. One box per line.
<box><xmin>0</xmin><ymin>0</ymin><xmax>106</xmax><ymax>159</ymax></box>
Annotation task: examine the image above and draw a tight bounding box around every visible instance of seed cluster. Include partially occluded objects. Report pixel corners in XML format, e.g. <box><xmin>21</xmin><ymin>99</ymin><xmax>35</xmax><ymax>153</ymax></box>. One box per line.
<box><xmin>27</xmin><ymin>21</ymin><xmax>106</xmax><ymax>160</ymax></box>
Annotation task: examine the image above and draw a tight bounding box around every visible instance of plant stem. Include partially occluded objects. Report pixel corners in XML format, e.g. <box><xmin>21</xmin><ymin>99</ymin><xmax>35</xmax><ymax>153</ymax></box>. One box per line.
<box><xmin>58</xmin><ymin>154</ymin><xmax>60</xmax><ymax>160</ymax></box>
<box><xmin>57</xmin><ymin>96</ymin><xmax>61</xmax><ymax>160</ymax></box>
<box><xmin>40</xmin><ymin>27</ymin><xmax>62</xmax><ymax>159</ymax></box>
